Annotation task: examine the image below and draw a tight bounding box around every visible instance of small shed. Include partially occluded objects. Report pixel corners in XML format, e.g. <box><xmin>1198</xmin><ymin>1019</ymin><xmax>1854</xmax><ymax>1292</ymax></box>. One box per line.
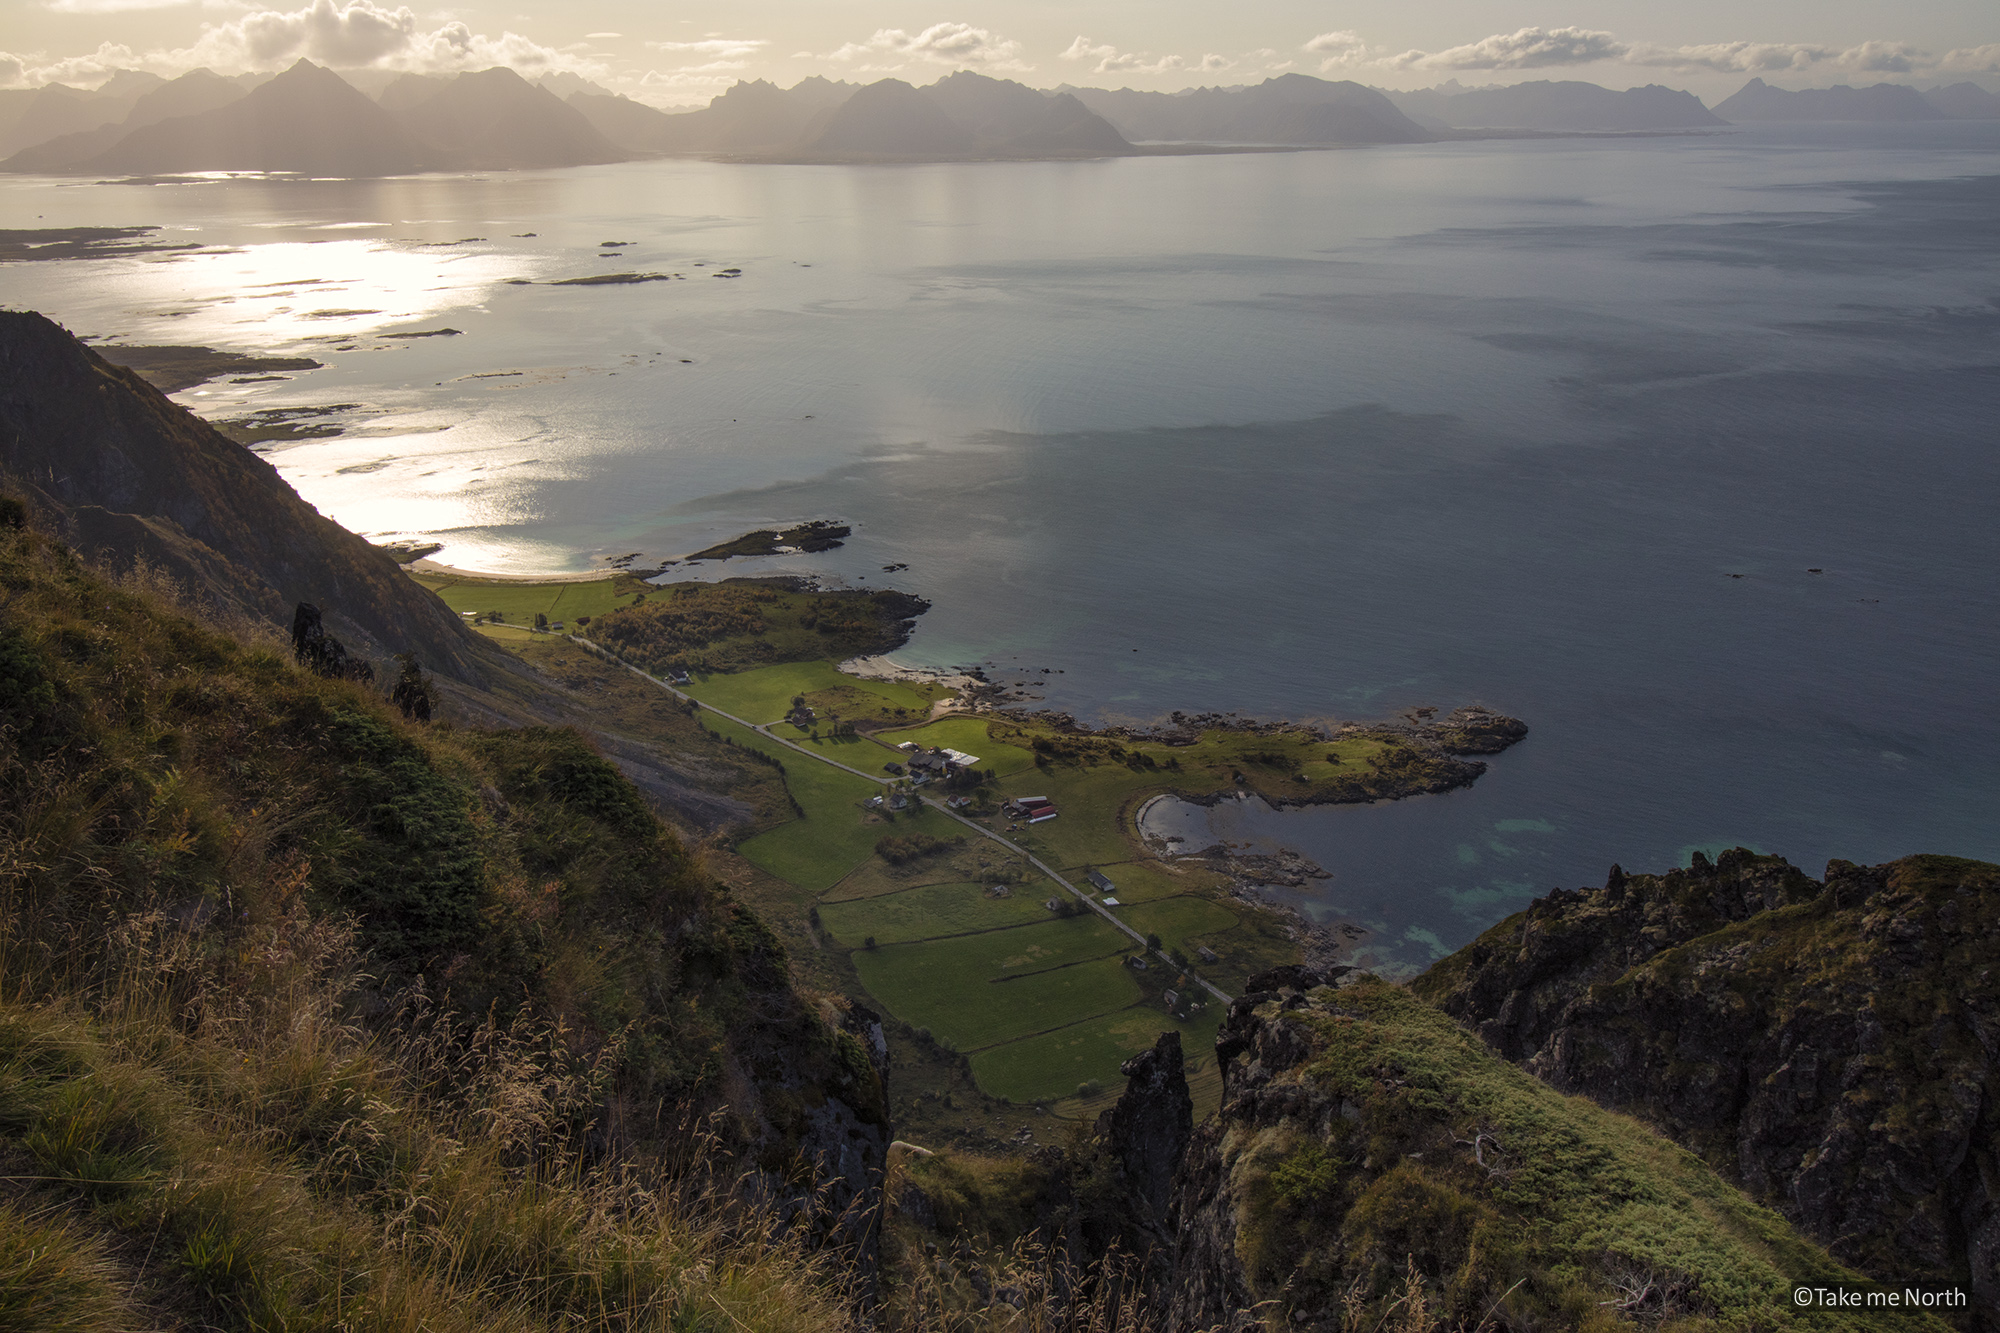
<box><xmin>1085</xmin><ymin>870</ymin><xmax>1115</xmax><ymax>894</ymax></box>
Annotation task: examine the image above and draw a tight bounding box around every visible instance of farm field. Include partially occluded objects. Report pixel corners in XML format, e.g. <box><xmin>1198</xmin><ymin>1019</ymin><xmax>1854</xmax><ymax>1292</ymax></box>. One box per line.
<box><xmin>975</xmin><ymin>1004</ymin><xmax>1223</xmax><ymax>1106</ymax></box>
<box><xmin>702</xmin><ymin>714</ymin><xmax>962</xmax><ymax>893</ymax></box>
<box><xmin>686</xmin><ymin>660</ymin><xmax>941</xmax><ymax>727</ymax></box>
<box><xmin>817</xmin><ymin>881</ymin><xmax>1054</xmax><ymax>946</ymax></box>
<box><xmin>854</xmin><ymin>942</ymin><xmax>1142</xmax><ymax>1053</ymax></box>
<box><xmin>872</xmin><ymin>716</ymin><xmax>1039</xmax><ymax>776</ymax></box>
<box><xmin>413</xmin><ymin>571</ymin><xmax>644</xmax><ymax>626</ymax></box>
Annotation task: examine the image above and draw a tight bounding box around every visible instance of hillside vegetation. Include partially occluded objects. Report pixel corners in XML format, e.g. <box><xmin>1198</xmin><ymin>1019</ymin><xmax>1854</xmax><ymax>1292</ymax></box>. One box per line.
<box><xmin>0</xmin><ymin>509</ymin><xmax>879</xmax><ymax>1330</ymax></box>
<box><xmin>1169</xmin><ymin>971</ymin><xmax>1949</xmax><ymax>1333</ymax></box>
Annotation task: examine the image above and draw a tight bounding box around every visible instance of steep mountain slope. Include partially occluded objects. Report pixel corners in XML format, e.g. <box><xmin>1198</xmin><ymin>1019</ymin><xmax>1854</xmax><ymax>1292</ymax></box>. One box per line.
<box><xmin>1070</xmin><ymin>74</ymin><xmax>1431</xmax><ymax>144</ymax></box>
<box><xmin>0</xmin><ymin>509</ymin><xmax>886</xmax><ymax>1329</ymax></box>
<box><xmin>922</xmin><ymin>70</ymin><xmax>1059</xmax><ymax>139</ymax></box>
<box><xmin>3</xmin><ymin>68</ymin><xmax>246</xmax><ymax>173</ymax></box>
<box><xmin>69</xmin><ymin>58</ymin><xmax>423</xmax><ymax>176</ymax></box>
<box><xmin>1925</xmin><ymin>83</ymin><xmax>2000</xmax><ymax>119</ymax></box>
<box><xmin>393</xmin><ymin>66</ymin><xmax>627</xmax><ymax>169</ymax></box>
<box><xmin>800</xmin><ymin>78</ymin><xmax>976</xmax><ymax>158</ymax></box>
<box><xmin>576</xmin><ymin>77</ymin><xmax>860</xmax><ymax>155</ymax></box>
<box><xmin>1390</xmin><ymin>79</ymin><xmax>1724</xmax><ymax>131</ymax></box>
<box><xmin>0</xmin><ymin>310</ymin><xmax>497</xmax><ymax>685</ymax></box>
<box><xmin>1164</xmin><ymin>969</ymin><xmax>1946</xmax><ymax>1333</ymax></box>
<box><xmin>1004</xmin><ymin>92</ymin><xmax>1132</xmax><ymax>154</ymax></box>
<box><xmin>0</xmin><ymin>82</ymin><xmax>135</xmax><ymax>158</ymax></box>
<box><xmin>1413</xmin><ymin>851</ymin><xmax>1998</xmax><ymax>1322</ymax></box>
<box><xmin>1714</xmin><ymin>78</ymin><xmax>1945</xmax><ymax>121</ymax></box>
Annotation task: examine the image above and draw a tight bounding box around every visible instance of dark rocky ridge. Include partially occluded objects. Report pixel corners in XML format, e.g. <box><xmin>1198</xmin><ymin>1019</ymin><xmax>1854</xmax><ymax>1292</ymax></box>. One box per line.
<box><xmin>1413</xmin><ymin>850</ymin><xmax>1999</xmax><ymax>1324</ymax></box>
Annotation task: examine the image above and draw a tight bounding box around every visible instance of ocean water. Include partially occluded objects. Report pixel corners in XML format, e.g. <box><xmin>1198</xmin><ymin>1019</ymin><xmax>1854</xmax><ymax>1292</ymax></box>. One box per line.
<box><xmin>7</xmin><ymin>122</ymin><xmax>1998</xmax><ymax>972</ymax></box>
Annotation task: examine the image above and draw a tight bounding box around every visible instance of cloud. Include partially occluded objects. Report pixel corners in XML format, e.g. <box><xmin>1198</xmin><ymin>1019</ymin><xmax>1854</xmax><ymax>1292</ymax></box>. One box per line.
<box><xmin>0</xmin><ymin>40</ymin><xmax>144</xmax><ymax>87</ymax></box>
<box><xmin>227</xmin><ymin>0</ymin><xmax>418</xmax><ymax>66</ymax></box>
<box><xmin>646</xmin><ymin>37</ymin><xmax>765</xmax><ymax>60</ymax></box>
<box><xmin>1199</xmin><ymin>53</ymin><xmax>1230</xmax><ymax>72</ymax></box>
<box><xmin>1303</xmin><ymin>30</ymin><xmax>1371</xmax><ymax>70</ymax></box>
<box><xmin>1387</xmin><ymin>25</ymin><xmax>1624</xmax><ymax>71</ymax></box>
<box><xmin>1060</xmin><ymin>36</ymin><xmax>1184</xmax><ymax>75</ymax></box>
<box><xmin>1626</xmin><ymin>37</ymin><xmax>1943</xmax><ymax>75</ymax></box>
<box><xmin>585</xmin><ymin>32</ymin><xmax>620</xmax><ymax>40</ymax></box>
<box><xmin>45</xmin><ymin>0</ymin><xmax>200</xmax><ymax>11</ymax></box>
<box><xmin>828</xmin><ymin>22</ymin><xmax>1024</xmax><ymax>67</ymax></box>
<box><xmin>1939</xmin><ymin>43</ymin><xmax>2000</xmax><ymax>73</ymax></box>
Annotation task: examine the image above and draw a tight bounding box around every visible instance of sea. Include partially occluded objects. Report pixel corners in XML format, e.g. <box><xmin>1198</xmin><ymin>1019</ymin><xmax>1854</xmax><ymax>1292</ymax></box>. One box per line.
<box><xmin>6</xmin><ymin>121</ymin><xmax>1998</xmax><ymax>973</ymax></box>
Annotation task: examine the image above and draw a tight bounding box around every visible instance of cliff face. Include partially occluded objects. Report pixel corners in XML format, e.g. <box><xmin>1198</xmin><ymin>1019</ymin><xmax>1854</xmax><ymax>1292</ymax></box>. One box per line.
<box><xmin>0</xmin><ymin>310</ymin><xmax>503</xmax><ymax>686</ymax></box>
<box><xmin>1162</xmin><ymin>968</ymin><xmax>1940</xmax><ymax>1333</ymax></box>
<box><xmin>1413</xmin><ymin>851</ymin><xmax>2000</xmax><ymax>1323</ymax></box>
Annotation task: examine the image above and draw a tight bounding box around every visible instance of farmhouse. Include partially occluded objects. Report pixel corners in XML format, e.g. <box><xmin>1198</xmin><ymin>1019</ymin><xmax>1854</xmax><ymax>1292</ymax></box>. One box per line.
<box><xmin>1084</xmin><ymin>870</ymin><xmax>1115</xmax><ymax>894</ymax></box>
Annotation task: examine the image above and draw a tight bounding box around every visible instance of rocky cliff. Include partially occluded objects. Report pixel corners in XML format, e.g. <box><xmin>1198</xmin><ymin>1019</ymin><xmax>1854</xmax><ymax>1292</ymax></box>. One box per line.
<box><xmin>1412</xmin><ymin>851</ymin><xmax>1999</xmax><ymax>1324</ymax></box>
<box><xmin>1162</xmin><ymin>966</ymin><xmax>1939</xmax><ymax>1333</ymax></box>
<box><xmin>0</xmin><ymin>310</ymin><xmax>504</xmax><ymax>685</ymax></box>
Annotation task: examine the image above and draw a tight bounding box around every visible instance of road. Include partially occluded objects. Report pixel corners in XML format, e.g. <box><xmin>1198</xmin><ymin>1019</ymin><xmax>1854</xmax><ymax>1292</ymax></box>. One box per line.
<box><xmin>572</xmin><ymin>638</ymin><xmax>1233</xmax><ymax>1005</ymax></box>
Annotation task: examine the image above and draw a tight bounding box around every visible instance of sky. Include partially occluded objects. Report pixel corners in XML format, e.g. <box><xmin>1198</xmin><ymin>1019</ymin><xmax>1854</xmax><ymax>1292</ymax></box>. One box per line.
<box><xmin>3</xmin><ymin>0</ymin><xmax>1996</xmax><ymax>105</ymax></box>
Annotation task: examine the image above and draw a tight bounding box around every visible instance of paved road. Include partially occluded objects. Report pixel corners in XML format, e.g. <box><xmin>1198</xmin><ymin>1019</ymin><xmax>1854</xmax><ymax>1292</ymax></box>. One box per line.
<box><xmin>573</xmin><ymin>638</ymin><xmax>1233</xmax><ymax>1005</ymax></box>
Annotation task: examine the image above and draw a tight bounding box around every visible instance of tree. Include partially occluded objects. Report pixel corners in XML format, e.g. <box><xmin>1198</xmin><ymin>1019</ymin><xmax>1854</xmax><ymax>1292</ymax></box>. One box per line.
<box><xmin>864</xmin><ymin>936</ymin><xmax>878</xmax><ymax>950</ymax></box>
<box><xmin>1145</xmin><ymin>931</ymin><xmax>1163</xmax><ymax>951</ymax></box>
<box><xmin>533</xmin><ymin>612</ymin><xmax>548</xmax><ymax>631</ymax></box>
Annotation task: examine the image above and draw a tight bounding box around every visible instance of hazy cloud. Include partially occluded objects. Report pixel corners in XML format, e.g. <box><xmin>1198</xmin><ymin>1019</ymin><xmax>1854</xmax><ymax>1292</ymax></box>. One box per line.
<box><xmin>1939</xmin><ymin>43</ymin><xmax>2000</xmax><ymax>73</ymax></box>
<box><xmin>1060</xmin><ymin>36</ymin><xmax>1184</xmax><ymax>75</ymax></box>
<box><xmin>1387</xmin><ymin>26</ymin><xmax>1623</xmax><ymax>71</ymax></box>
<box><xmin>1303</xmin><ymin>30</ymin><xmax>1370</xmax><ymax>70</ymax></box>
<box><xmin>230</xmin><ymin>0</ymin><xmax>417</xmax><ymax>66</ymax></box>
<box><xmin>45</xmin><ymin>0</ymin><xmax>201</xmax><ymax>11</ymax></box>
<box><xmin>646</xmin><ymin>37</ymin><xmax>765</xmax><ymax>60</ymax></box>
<box><xmin>1628</xmin><ymin>37</ymin><xmax>1942</xmax><ymax>75</ymax></box>
<box><xmin>0</xmin><ymin>40</ymin><xmax>144</xmax><ymax>86</ymax></box>
<box><xmin>828</xmin><ymin>22</ymin><xmax>1024</xmax><ymax>68</ymax></box>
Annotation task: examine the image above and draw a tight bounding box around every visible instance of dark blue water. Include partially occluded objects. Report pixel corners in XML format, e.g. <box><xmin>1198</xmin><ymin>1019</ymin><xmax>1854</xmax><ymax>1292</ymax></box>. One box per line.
<box><xmin>9</xmin><ymin>126</ymin><xmax>1998</xmax><ymax>971</ymax></box>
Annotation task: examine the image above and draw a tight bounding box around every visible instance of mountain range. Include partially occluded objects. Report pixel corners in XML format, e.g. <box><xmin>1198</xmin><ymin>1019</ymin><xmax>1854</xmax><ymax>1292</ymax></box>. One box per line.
<box><xmin>7</xmin><ymin>63</ymin><xmax>1998</xmax><ymax>175</ymax></box>
<box><xmin>1714</xmin><ymin>77</ymin><xmax>1945</xmax><ymax>121</ymax></box>
<box><xmin>1388</xmin><ymin>78</ymin><xmax>1725</xmax><ymax>131</ymax></box>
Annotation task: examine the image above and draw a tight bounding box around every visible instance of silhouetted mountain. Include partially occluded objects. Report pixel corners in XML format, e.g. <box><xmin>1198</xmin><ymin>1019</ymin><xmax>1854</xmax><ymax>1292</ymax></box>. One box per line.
<box><xmin>1001</xmin><ymin>92</ymin><xmax>1131</xmax><ymax>154</ymax></box>
<box><xmin>597</xmin><ymin>77</ymin><xmax>861</xmax><ymax>153</ymax></box>
<box><xmin>567</xmin><ymin>92</ymin><xmax>681</xmax><ymax>152</ymax></box>
<box><xmin>802</xmin><ymin>78</ymin><xmax>974</xmax><ymax>157</ymax></box>
<box><xmin>534</xmin><ymin>71</ymin><xmax>619</xmax><ymax>101</ymax></box>
<box><xmin>1389</xmin><ymin>79</ymin><xmax>1723</xmax><ymax>131</ymax></box>
<box><xmin>0</xmin><ymin>82</ymin><xmax>143</xmax><ymax>158</ymax></box>
<box><xmin>4</xmin><ymin>69</ymin><xmax>245</xmax><ymax>174</ymax></box>
<box><xmin>1068</xmin><ymin>74</ymin><xmax>1430</xmax><ymax>144</ymax></box>
<box><xmin>57</xmin><ymin>59</ymin><xmax>423</xmax><ymax>176</ymax></box>
<box><xmin>1924</xmin><ymin>82</ymin><xmax>2000</xmax><ymax>119</ymax></box>
<box><xmin>1713</xmin><ymin>77</ymin><xmax>1944</xmax><ymax>122</ymax></box>
<box><xmin>922</xmin><ymin>70</ymin><xmax>1053</xmax><ymax>138</ymax></box>
<box><xmin>391</xmin><ymin>67</ymin><xmax>626</xmax><ymax>169</ymax></box>
<box><xmin>377</xmin><ymin>72</ymin><xmax>450</xmax><ymax>113</ymax></box>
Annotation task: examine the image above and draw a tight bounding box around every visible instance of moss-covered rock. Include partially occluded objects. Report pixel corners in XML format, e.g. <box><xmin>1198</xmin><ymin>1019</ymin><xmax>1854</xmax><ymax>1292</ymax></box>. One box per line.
<box><xmin>1413</xmin><ymin>851</ymin><xmax>1999</xmax><ymax>1326</ymax></box>
<box><xmin>1165</xmin><ymin>969</ymin><xmax>1944</xmax><ymax>1333</ymax></box>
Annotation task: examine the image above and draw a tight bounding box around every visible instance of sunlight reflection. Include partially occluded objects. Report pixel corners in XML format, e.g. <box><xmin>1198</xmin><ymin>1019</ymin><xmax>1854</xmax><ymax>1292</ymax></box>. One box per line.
<box><xmin>107</xmin><ymin>239</ymin><xmax>528</xmax><ymax>348</ymax></box>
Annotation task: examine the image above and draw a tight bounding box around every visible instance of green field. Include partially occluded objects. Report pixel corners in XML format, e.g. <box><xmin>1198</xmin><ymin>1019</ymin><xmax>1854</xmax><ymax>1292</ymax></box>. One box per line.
<box><xmin>818</xmin><ymin>881</ymin><xmax>1054</xmax><ymax>946</ymax></box>
<box><xmin>854</xmin><ymin>943</ymin><xmax>1142</xmax><ymax>1052</ymax></box>
<box><xmin>687</xmin><ymin>660</ymin><xmax>939</xmax><ymax>726</ymax></box>
<box><xmin>973</xmin><ymin>1003</ymin><xmax>1221</xmax><ymax>1104</ymax></box>
<box><xmin>1108</xmin><ymin>896</ymin><xmax>1240</xmax><ymax>953</ymax></box>
<box><xmin>875</xmin><ymin>716</ymin><xmax>1039</xmax><ymax>776</ymax></box>
<box><xmin>702</xmin><ymin>715</ymin><xmax>957</xmax><ymax>893</ymax></box>
<box><xmin>413</xmin><ymin>572</ymin><xmax>644</xmax><ymax>626</ymax></box>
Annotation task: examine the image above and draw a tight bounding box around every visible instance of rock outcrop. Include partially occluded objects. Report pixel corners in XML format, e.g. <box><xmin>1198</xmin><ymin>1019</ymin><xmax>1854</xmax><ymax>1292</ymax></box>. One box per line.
<box><xmin>1161</xmin><ymin>967</ymin><xmax>1932</xmax><ymax>1333</ymax></box>
<box><xmin>0</xmin><ymin>310</ymin><xmax>504</xmax><ymax>685</ymax></box>
<box><xmin>1413</xmin><ymin>851</ymin><xmax>1999</xmax><ymax>1325</ymax></box>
